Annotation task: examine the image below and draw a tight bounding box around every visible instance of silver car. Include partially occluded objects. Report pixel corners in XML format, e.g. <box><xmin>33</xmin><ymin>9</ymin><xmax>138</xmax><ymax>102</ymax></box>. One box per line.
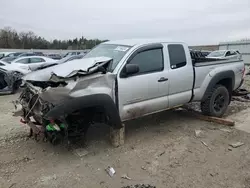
<box><xmin>207</xmin><ymin>50</ymin><xmax>242</xmax><ymax>60</ymax></box>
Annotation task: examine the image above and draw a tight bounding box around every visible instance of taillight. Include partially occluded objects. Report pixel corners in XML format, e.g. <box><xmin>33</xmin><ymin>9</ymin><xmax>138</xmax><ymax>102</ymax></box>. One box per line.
<box><xmin>242</xmin><ymin>66</ymin><xmax>246</xmax><ymax>78</ymax></box>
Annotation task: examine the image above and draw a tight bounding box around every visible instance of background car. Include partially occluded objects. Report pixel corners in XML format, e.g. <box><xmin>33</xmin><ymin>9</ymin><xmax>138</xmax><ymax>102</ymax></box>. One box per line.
<box><xmin>207</xmin><ymin>50</ymin><xmax>241</xmax><ymax>60</ymax></box>
<box><xmin>0</xmin><ymin>52</ymin><xmax>15</xmax><ymax>59</ymax></box>
<box><xmin>36</xmin><ymin>54</ymin><xmax>85</xmax><ymax>70</ymax></box>
<box><xmin>47</xmin><ymin>53</ymin><xmax>62</xmax><ymax>60</ymax></box>
<box><xmin>1</xmin><ymin>56</ymin><xmax>17</xmax><ymax>63</ymax></box>
<box><xmin>63</xmin><ymin>51</ymin><xmax>81</xmax><ymax>58</ymax></box>
<box><xmin>0</xmin><ymin>60</ymin><xmax>10</xmax><ymax>67</ymax></box>
<box><xmin>4</xmin><ymin>52</ymin><xmax>23</xmax><ymax>58</ymax></box>
<box><xmin>11</xmin><ymin>56</ymin><xmax>56</xmax><ymax>71</ymax></box>
<box><xmin>0</xmin><ymin>60</ymin><xmax>30</xmax><ymax>73</ymax></box>
<box><xmin>17</xmin><ymin>52</ymin><xmax>44</xmax><ymax>57</ymax></box>
<box><xmin>33</xmin><ymin>52</ymin><xmax>44</xmax><ymax>56</ymax></box>
<box><xmin>57</xmin><ymin>54</ymin><xmax>85</xmax><ymax>64</ymax></box>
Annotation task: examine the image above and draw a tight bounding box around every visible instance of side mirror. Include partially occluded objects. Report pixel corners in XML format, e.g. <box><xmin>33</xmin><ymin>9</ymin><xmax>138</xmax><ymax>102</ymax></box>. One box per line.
<box><xmin>121</xmin><ymin>64</ymin><xmax>139</xmax><ymax>77</ymax></box>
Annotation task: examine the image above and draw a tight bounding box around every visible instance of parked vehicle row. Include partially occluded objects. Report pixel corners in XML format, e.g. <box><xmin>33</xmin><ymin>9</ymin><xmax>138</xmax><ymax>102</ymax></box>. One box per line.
<box><xmin>0</xmin><ymin>50</ymin><xmax>89</xmax><ymax>60</ymax></box>
<box><xmin>0</xmin><ymin>53</ymin><xmax>86</xmax><ymax>94</ymax></box>
<box><xmin>0</xmin><ymin>52</ymin><xmax>44</xmax><ymax>59</ymax></box>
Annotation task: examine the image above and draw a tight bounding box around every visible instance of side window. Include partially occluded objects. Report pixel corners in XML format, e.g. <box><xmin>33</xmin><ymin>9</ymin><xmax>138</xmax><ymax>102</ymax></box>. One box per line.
<box><xmin>128</xmin><ymin>48</ymin><xmax>164</xmax><ymax>74</ymax></box>
<box><xmin>168</xmin><ymin>44</ymin><xmax>187</xmax><ymax>69</ymax></box>
<box><xmin>225</xmin><ymin>51</ymin><xmax>231</xmax><ymax>56</ymax></box>
<box><xmin>30</xmin><ymin>58</ymin><xmax>45</xmax><ymax>63</ymax></box>
<box><xmin>16</xmin><ymin>58</ymin><xmax>29</xmax><ymax>64</ymax></box>
<box><xmin>230</xmin><ymin>51</ymin><xmax>237</xmax><ymax>55</ymax></box>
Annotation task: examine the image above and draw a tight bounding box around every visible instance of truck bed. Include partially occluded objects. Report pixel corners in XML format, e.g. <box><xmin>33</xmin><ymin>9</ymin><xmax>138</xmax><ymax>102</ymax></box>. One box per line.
<box><xmin>194</xmin><ymin>59</ymin><xmax>243</xmax><ymax>67</ymax></box>
<box><xmin>190</xmin><ymin>50</ymin><xmax>243</xmax><ymax>66</ymax></box>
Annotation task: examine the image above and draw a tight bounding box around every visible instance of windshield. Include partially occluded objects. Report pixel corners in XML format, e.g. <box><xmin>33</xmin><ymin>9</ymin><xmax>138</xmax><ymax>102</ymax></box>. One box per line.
<box><xmin>84</xmin><ymin>44</ymin><xmax>131</xmax><ymax>71</ymax></box>
<box><xmin>207</xmin><ymin>50</ymin><xmax>226</xmax><ymax>57</ymax></box>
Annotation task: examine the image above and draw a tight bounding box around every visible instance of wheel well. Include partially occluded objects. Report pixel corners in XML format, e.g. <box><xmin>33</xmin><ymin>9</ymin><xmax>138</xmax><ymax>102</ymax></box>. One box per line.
<box><xmin>45</xmin><ymin>94</ymin><xmax>123</xmax><ymax>129</ymax></box>
<box><xmin>217</xmin><ymin>78</ymin><xmax>232</xmax><ymax>92</ymax></box>
<box><xmin>67</xmin><ymin>106</ymin><xmax>109</xmax><ymax>126</ymax></box>
<box><xmin>216</xmin><ymin>78</ymin><xmax>232</xmax><ymax>103</ymax></box>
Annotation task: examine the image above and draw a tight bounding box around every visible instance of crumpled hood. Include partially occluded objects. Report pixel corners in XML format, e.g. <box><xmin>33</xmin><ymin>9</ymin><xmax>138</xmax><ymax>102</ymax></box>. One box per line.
<box><xmin>23</xmin><ymin>56</ymin><xmax>112</xmax><ymax>82</ymax></box>
<box><xmin>26</xmin><ymin>73</ymin><xmax>116</xmax><ymax>105</ymax></box>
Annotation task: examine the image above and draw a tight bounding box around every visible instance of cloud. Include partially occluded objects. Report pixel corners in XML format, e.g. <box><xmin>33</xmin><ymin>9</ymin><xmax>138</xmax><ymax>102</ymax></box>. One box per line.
<box><xmin>0</xmin><ymin>0</ymin><xmax>249</xmax><ymax>45</ymax></box>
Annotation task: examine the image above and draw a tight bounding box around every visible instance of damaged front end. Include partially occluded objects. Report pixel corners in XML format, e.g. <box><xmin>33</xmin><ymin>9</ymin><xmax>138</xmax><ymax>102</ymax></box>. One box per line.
<box><xmin>13</xmin><ymin>57</ymin><xmax>121</xmax><ymax>145</ymax></box>
<box><xmin>0</xmin><ymin>68</ymin><xmax>23</xmax><ymax>94</ymax></box>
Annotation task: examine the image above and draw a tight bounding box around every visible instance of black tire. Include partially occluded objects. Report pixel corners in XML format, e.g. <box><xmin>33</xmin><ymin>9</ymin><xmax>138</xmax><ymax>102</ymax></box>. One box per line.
<box><xmin>201</xmin><ymin>85</ymin><xmax>230</xmax><ymax>117</ymax></box>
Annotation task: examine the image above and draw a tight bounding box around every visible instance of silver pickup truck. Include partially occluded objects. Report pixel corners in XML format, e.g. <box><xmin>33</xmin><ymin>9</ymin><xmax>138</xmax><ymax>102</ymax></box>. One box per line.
<box><xmin>14</xmin><ymin>39</ymin><xmax>245</xmax><ymax>145</ymax></box>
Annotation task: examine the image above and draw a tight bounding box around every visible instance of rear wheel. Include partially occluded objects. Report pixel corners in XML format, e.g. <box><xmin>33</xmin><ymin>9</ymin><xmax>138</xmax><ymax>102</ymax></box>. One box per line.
<box><xmin>201</xmin><ymin>85</ymin><xmax>230</xmax><ymax>117</ymax></box>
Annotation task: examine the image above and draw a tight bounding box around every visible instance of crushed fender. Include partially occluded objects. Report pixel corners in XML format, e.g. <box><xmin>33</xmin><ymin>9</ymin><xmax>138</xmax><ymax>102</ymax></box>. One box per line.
<box><xmin>13</xmin><ymin>57</ymin><xmax>119</xmax><ymax>146</ymax></box>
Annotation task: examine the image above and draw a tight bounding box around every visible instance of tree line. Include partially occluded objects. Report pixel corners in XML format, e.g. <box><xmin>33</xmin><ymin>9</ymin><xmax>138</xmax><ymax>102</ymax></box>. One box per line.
<box><xmin>0</xmin><ymin>27</ymin><xmax>107</xmax><ymax>50</ymax></box>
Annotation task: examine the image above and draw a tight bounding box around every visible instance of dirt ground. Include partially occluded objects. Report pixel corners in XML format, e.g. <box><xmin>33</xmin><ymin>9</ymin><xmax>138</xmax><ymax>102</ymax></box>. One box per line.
<box><xmin>1</xmin><ymin>76</ymin><xmax>250</xmax><ymax>188</ymax></box>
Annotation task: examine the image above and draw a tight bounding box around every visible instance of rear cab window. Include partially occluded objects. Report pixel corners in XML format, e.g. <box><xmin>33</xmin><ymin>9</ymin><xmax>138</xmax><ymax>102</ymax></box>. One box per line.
<box><xmin>168</xmin><ymin>44</ymin><xmax>187</xmax><ymax>69</ymax></box>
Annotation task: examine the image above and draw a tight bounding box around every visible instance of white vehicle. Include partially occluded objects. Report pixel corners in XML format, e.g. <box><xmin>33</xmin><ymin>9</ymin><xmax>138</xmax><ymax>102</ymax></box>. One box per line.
<box><xmin>0</xmin><ymin>60</ymin><xmax>9</xmax><ymax>66</ymax></box>
<box><xmin>11</xmin><ymin>56</ymin><xmax>56</xmax><ymax>71</ymax></box>
<box><xmin>0</xmin><ymin>52</ymin><xmax>15</xmax><ymax>59</ymax></box>
<box><xmin>207</xmin><ymin>50</ymin><xmax>242</xmax><ymax>60</ymax></box>
<box><xmin>63</xmin><ymin>52</ymin><xmax>81</xmax><ymax>58</ymax></box>
<box><xmin>0</xmin><ymin>60</ymin><xmax>30</xmax><ymax>74</ymax></box>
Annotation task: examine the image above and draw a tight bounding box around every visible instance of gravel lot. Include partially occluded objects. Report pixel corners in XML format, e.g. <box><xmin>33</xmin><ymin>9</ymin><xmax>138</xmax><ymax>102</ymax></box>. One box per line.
<box><xmin>1</xmin><ymin>77</ymin><xmax>250</xmax><ymax>188</ymax></box>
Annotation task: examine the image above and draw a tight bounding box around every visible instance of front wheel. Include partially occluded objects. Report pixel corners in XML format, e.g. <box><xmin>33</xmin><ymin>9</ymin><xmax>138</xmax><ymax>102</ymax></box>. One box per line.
<box><xmin>201</xmin><ymin>85</ymin><xmax>230</xmax><ymax>117</ymax></box>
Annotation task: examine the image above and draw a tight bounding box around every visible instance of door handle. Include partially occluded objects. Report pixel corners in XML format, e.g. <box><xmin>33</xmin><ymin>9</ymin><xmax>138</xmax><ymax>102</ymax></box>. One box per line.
<box><xmin>158</xmin><ymin>77</ymin><xmax>168</xmax><ymax>82</ymax></box>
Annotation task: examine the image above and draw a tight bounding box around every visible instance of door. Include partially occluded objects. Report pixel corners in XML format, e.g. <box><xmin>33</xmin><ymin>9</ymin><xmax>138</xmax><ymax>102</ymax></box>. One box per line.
<box><xmin>28</xmin><ymin>57</ymin><xmax>46</xmax><ymax>70</ymax></box>
<box><xmin>13</xmin><ymin>58</ymin><xmax>30</xmax><ymax>70</ymax></box>
<box><xmin>117</xmin><ymin>44</ymin><xmax>169</xmax><ymax>121</ymax></box>
<box><xmin>166</xmin><ymin>44</ymin><xmax>193</xmax><ymax>107</ymax></box>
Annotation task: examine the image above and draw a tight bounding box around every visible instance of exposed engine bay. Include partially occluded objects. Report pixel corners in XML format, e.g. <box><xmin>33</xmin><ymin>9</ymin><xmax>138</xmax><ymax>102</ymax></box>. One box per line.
<box><xmin>13</xmin><ymin>57</ymin><xmax>117</xmax><ymax>145</ymax></box>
